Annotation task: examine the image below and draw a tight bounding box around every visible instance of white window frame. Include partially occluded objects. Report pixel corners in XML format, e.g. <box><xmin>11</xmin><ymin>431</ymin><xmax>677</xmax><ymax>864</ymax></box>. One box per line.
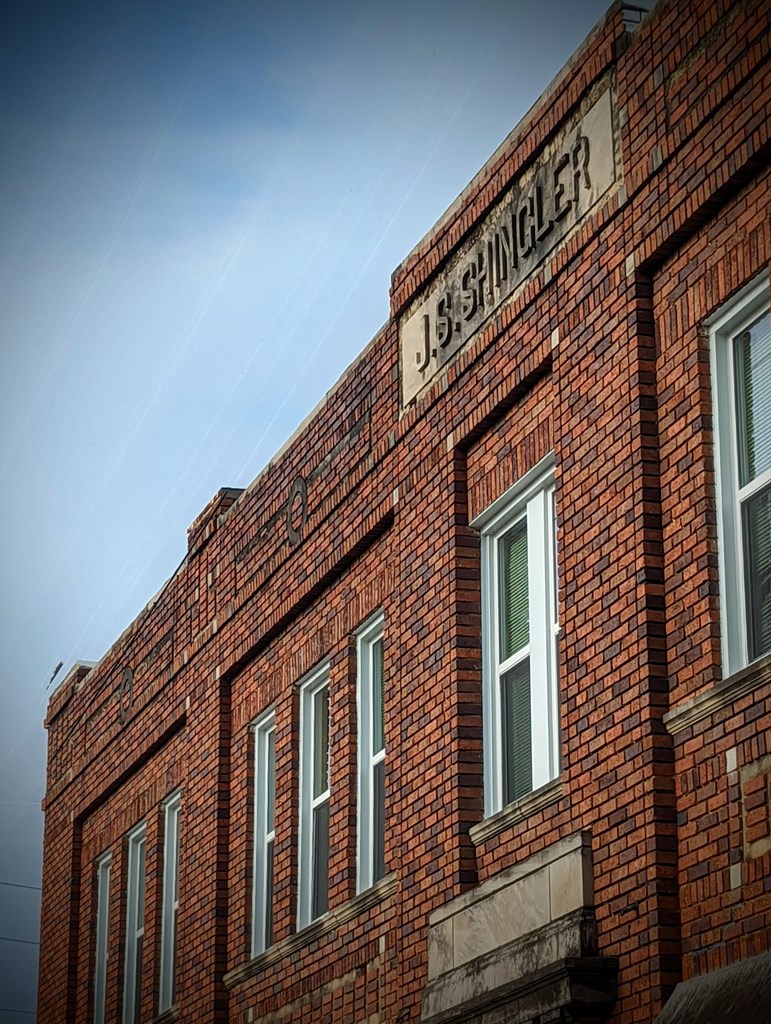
<box><xmin>298</xmin><ymin>663</ymin><xmax>330</xmax><ymax>930</ymax></box>
<box><xmin>93</xmin><ymin>851</ymin><xmax>111</xmax><ymax>1024</ymax></box>
<box><xmin>356</xmin><ymin>613</ymin><xmax>386</xmax><ymax>893</ymax></box>
<box><xmin>123</xmin><ymin>822</ymin><xmax>146</xmax><ymax>1024</ymax></box>
<box><xmin>251</xmin><ymin>710</ymin><xmax>276</xmax><ymax>956</ymax></box>
<box><xmin>475</xmin><ymin>456</ymin><xmax>559</xmax><ymax>817</ymax></box>
<box><xmin>159</xmin><ymin>791</ymin><xmax>181</xmax><ymax>1013</ymax></box>
<box><xmin>710</xmin><ymin>275</ymin><xmax>771</xmax><ymax>676</ymax></box>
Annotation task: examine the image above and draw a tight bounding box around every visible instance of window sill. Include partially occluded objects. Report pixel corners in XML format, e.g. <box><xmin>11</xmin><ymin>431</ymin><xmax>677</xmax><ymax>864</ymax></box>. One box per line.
<box><xmin>223</xmin><ymin>873</ymin><xmax>397</xmax><ymax>989</ymax></box>
<box><xmin>147</xmin><ymin>1006</ymin><xmax>180</xmax><ymax>1024</ymax></box>
<box><xmin>470</xmin><ymin>778</ymin><xmax>562</xmax><ymax>846</ymax></box>
<box><xmin>664</xmin><ymin>651</ymin><xmax>771</xmax><ymax>735</ymax></box>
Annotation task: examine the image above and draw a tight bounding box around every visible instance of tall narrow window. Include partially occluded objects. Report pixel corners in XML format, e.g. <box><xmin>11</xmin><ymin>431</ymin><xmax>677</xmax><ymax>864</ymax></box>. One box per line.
<box><xmin>477</xmin><ymin>457</ymin><xmax>559</xmax><ymax>817</ymax></box>
<box><xmin>252</xmin><ymin>711</ymin><xmax>276</xmax><ymax>956</ymax></box>
<box><xmin>123</xmin><ymin>823</ymin><xmax>146</xmax><ymax>1024</ymax></box>
<box><xmin>159</xmin><ymin>792</ymin><xmax>180</xmax><ymax>1013</ymax></box>
<box><xmin>357</xmin><ymin>614</ymin><xmax>386</xmax><ymax>892</ymax></box>
<box><xmin>298</xmin><ymin>664</ymin><xmax>330</xmax><ymax>929</ymax></box>
<box><xmin>93</xmin><ymin>852</ymin><xmax>111</xmax><ymax>1024</ymax></box>
<box><xmin>711</xmin><ymin>279</ymin><xmax>771</xmax><ymax>675</ymax></box>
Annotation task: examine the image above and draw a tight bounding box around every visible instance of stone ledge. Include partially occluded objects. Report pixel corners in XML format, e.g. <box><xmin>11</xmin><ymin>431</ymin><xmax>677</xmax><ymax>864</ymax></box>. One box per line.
<box><xmin>422</xmin><ymin>906</ymin><xmax>617</xmax><ymax>1024</ymax></box>
<box><xmin>223</xmin><ymin>874</ymin><xmax>397</xmax><ymax>989</ymax></box>
<box><xmin>664</xmin><ymin>653</ymin><xmax>771</xmax><ymax>735</ymax></box>
<box><xmin>146</xmin><ymin>1005</ymin><xmax>180</xmax><ymax>1024</ymax></box>
<box><xmin>469</xmin><ymin>778</ymin><xmax>562</xmax><ymax>846</ymax></box>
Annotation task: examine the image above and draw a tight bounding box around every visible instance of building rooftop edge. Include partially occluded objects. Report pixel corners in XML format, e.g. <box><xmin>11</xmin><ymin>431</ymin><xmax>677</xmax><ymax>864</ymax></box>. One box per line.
<box><xmin>235</xmin><ymin>318</ymin><xmax>389</xmax><ymax>507</ymax></box>
<box><xmin>45</xmin><ymin>0</ymin><xmax>654</xmax><ymax>722</ymax></box>
<box><xmin>390</xmin><ymin>0</ymin><xmax>627</xmax><ymax>283</ymax></box>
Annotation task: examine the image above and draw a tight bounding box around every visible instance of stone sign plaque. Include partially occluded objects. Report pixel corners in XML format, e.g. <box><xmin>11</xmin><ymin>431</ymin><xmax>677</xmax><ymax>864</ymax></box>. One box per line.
<box><xmin>400</xmin><ymin>86</ymin><xmax>617</xmax><ymax>406</ymax></box>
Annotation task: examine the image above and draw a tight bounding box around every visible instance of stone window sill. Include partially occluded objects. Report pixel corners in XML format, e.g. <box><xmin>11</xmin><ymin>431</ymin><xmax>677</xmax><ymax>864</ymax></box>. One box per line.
<box><xmin>147</xmin><ymin>1006</ymin><xmax>180</xmax><ymax>1024</ymax></box>
<box><xmin>223</xmin><ymin>873</ymin><xmax>397</xmax><ymax>989</ymax></box>
<box><xmin>664</xmin><ymin>651</ymin><xmax>771</xmax><ymax>735</ymax></box>
<box><xmin>469</xmin><ymin>778</ymin><xmax>563</xmax><ymax>846</ymax></box>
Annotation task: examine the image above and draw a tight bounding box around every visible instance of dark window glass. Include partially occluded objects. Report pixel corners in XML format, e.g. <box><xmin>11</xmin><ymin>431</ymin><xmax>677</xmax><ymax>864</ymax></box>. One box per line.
<box><xmin>312</xmin><ymin>801</ymin><xmax>329</xmax><ymax>919</ymax></box>
<box><xmin>744</xmin><ymin>483</ymin><xmax>771</xmax><ymax>660</ymax></box>
<box><xmin>373</xmin><ymin>760</ymin><xmax>385</xmax><ymax>882</ymax></box>
<box><xmin>265</xmin><ymin>839</ymin><xmax>274</xmax><ymax>947</ymax></box>
<box><xmin>502</xmin><ymin>659</ymin><xmax>532</xmax><ymax>804</ymax></box>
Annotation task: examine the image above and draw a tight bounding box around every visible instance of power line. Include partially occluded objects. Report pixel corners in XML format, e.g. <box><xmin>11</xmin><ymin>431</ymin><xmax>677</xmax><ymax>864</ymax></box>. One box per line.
<box><xmin>0</xmin><ymin>881</ymin><xmax>41</xmax><ymax>892</ymax></box>
<box><xmin>0</xmin><ymin>1010</ymin><xmax>36</xmax><ymax>1016</ymax></box>
<box><xmin>0</xmin><ymin>936</ymin><xmax>39</xmax><ymax>946</ymax></box>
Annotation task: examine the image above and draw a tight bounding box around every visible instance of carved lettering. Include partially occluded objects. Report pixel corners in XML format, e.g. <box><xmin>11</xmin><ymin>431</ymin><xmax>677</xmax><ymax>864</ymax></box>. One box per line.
<box><xmin>436</xmin><ymin>292</ymin><xmax>453</xmax><ymax>348</ymax></box>
<box><xmin>498</xmin><ymin>222</ymin><xmax>516</xmax><ymax>283</ymax></box>
<box><xmin>416</xmin><ymin>314</ymin><xmax>431</xmax><ymax>370</ymax></box>
<box><xmin>286</xmin><ymin>476</ymin><xmax>308</xmax><ymax>547</ymax></box>
<box><xmin>572</xmin><ymin>135</ymin><xmax>591</xmax><ymax>204</ymax></box>
<box><xmin>517</xmin><ymin>195</ymin><xmax>535</xmax><ymax>258</ymax></box>
<box><xmin>400</xmin><ymin>87</ymin><xmax>616</xmax><ymax>406</ymax></box>
<box><xmin>553</xmin><ymin>153</ymin><xmax>571</xmax><ymax>220</ymax></box>
<box><xmin>475</xmin><ymin>250</ymin><xmax>488</xmax><ymax>314</ymax></box>
<box><xmin>535</xmin><ymin>184</ymin><xmax>553</xmax><ymax>241</ymax></box>
<box><xmin>461</xmin><ymin>263</ymin><xmax>477</xmax><ymax>321</ymax></box>
<box><xmin>119</xmin><ymin>666</ymin><xmax>133</xmax><ymax>725</ymax></box>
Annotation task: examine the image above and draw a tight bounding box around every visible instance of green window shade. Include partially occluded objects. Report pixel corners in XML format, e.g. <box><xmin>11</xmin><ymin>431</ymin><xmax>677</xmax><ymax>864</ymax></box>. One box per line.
<box><xmin>735</xmin><ymin>312</ymin><xmax>771</xmax><ymax>487</ymax></box>
<box><xmin>313</xmin><ymin>686</ymin><xmax>329</xmax><ymax>798</ymax></box>
<box><xmin>499</xmin><ymin>521</ymin><xmax>529</xmax><ymax>661</ymax></box>
<box><xmin>136</xmin><ymin>839</ymin><xmax>146</xmax><ymax>932</ymax></box>
<box><xmin>266</xmin><ymin>730</ymin><xmax>275</xmax><ymax>832</ymax></box>
<box><xmin>372</xmin><ymin>639</ymin><xmax>384</xmax><ymax>753</ymax></box>
<box><xmin>502</xmin><ymin>659</ymin><xmax>532</xmax><ymax>804</ymax></box>
<box><xmin>744</xmin><ymin>483</ymin><xmax>771</xmax><ymax>661</ymax></box>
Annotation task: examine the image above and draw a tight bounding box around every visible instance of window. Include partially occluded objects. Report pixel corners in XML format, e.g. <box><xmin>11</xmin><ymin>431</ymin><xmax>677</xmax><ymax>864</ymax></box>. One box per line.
<box><xmin>252</xmin><ymin>711</ymin><xmax>276</xmax><ymax>956</ymax></box>
<box><xmin>123</xmin><ymin>823</ymin><xmax>146</xmax><ymax>1024</ymax></box>
<box><xmin>159</xmin><ymin>792</ymin><xmax>180</xmax><ymax>1012</ymax></box>
<box><xmin>356</xmin><ymin>614</ymin><xmax>386</xmax><ymax>892</ymax></box>
<box><xmin>93</xmin><ymin>852</ymin><xmax>111</xmax><ymax>1024</ymax></box>
<box><xmin>298</xmin><ymin>664</ymin><xmax>330</xmax><ymax>929</ymax></box>
<box><xmin>477</xmin><ymin>457</ymin><xmax>559</xmax><ymax>817</ymax></box>
<box><xmin>711</xmin><ymin>278</ymin><xmax>771</xmax><ymax>675</ymax></box>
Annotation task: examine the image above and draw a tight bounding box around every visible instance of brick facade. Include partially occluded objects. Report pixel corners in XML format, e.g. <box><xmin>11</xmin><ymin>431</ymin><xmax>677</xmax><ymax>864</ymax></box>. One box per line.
<box><xmin>39</xmin><ymin>1</ymin><xmax>771</xmax><ymax>1021</ymax></box>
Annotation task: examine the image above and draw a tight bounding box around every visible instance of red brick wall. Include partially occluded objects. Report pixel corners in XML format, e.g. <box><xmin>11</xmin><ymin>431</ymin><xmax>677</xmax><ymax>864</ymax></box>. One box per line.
<box><xmin>39</xmin><ymin>1</ymin><xmax>771</xmax><ymax>1022</ymax></box>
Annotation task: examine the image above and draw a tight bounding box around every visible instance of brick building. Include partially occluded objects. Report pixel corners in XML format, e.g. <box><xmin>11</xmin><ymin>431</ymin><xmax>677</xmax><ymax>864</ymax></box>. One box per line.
<box><xmin>38</xmin><ymin>1</ymin><xmax>771</xmax><ymax>1021</ymax></box>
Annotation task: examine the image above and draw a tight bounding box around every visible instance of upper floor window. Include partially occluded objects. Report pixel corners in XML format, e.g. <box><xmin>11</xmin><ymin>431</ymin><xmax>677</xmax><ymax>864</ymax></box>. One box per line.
<box><xmin>356</xmin><ymin>614</ymin><xmax>386</xmax><ymax>892</ymax></box>
<box><xmin>476</xmin><ymin>457</ymin><xmax>559</xmax><ymax>817</ymax></box>
<box><xmin>159</xmin><ymin>792</ymin><xmax>181</xmax><ymax>1013</ymax></box>
<box><xmin>252</xmin><ymin>710</ymin><xmax>276</xmax><ymax>956</ymax></box>
<box><xmin>123</xmin><ymin>822</ymin><xmax>146</xmax><ymax>1024</ymax></box>
<box><xmin>298</xmin><ymin>664</ymin><xmax>330</xmax><ymax>929</ymax></box>
<box><xmin>93</xmin><ymin>852</ymin><xmax>111</xmax><ymax>1024</ymax></box>
<box><xmin>711</xmin><ymin>278</ymin><xmax>771</xmax><ymax>675</ymax></box>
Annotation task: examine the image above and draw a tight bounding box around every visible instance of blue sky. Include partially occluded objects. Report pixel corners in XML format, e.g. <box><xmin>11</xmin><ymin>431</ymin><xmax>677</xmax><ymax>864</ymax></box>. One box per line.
<box><xmin>0</xmin><ymin>0</ymin><xmax>615</xmax><ymax>1017</ymax></box>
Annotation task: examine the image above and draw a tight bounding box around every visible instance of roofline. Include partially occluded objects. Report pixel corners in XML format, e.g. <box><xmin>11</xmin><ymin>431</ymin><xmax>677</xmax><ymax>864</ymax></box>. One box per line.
<box><xmin>392</xmin><ymin>0</ymin><xmax>626</xmax><ymax>279</ymax></box>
